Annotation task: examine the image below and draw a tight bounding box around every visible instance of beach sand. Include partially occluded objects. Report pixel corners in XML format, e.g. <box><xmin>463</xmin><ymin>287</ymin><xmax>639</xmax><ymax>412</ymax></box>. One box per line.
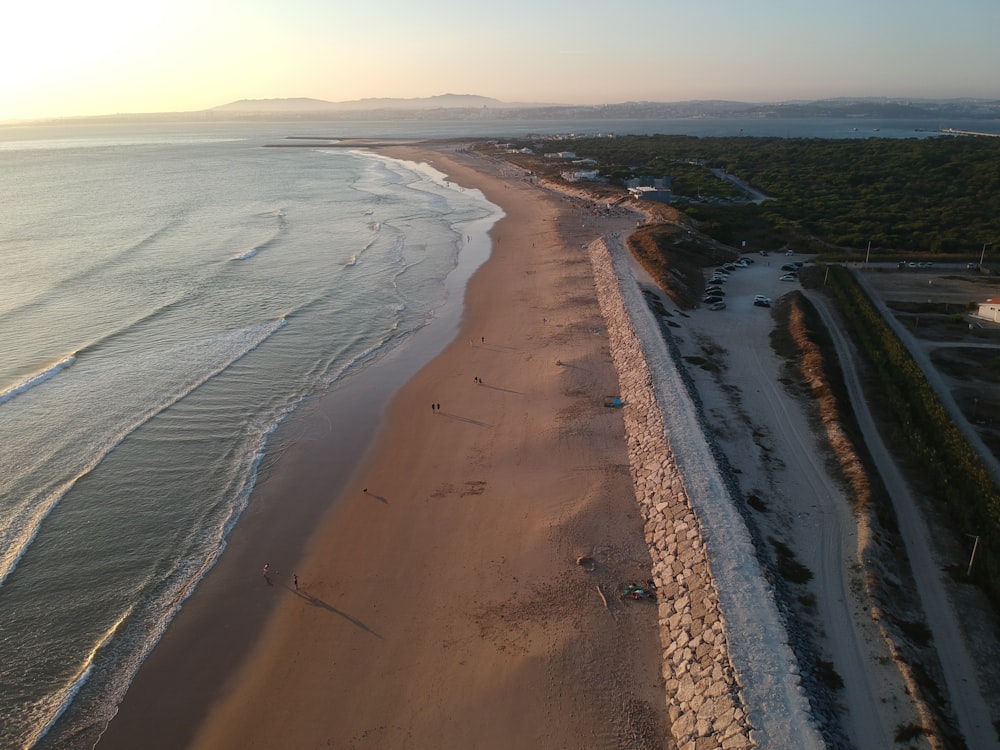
<box><xmin>99</xmin><ymin>144</ymin><xmax>670</xmax><ymax>749</ymax></box>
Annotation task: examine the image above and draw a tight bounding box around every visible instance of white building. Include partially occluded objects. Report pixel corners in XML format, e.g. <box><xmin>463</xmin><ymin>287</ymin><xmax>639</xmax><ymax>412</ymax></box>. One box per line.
<box><xmin>977</xmin><ymin>297</ymin><xmax>1000</xmax><ymax>322</ymax></box>
<box><xmin>561</xmin><ymin>169</ymin><xmax>603</xmax><ymax>183</ymax></box>
<box><xmin>628</xmin><ymin>185</ymin><xmax>673</xmax><ymax>203</ymax></box>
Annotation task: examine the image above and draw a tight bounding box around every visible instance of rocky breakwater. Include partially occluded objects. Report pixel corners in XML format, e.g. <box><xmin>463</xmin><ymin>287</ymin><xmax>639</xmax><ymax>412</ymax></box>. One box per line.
<box><xmin>588</xmin><ymin>236</ymin><xmax>827</xmax><ymax>750</ymax></box>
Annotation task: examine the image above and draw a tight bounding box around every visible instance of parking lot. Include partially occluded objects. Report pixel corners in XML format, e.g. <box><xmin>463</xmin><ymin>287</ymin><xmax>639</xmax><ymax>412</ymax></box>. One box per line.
<box><xmin>698</xmin><ymin>254</ymin><xmax>802</xmax><ymax>312</ymax></box>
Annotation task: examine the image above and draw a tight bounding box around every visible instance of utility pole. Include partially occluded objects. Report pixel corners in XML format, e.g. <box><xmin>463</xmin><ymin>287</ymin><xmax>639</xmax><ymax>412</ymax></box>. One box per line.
<box><xmin>967</xmin><ymin>534</ymin><xmax>980</xmax><ymax>577</ymax></box>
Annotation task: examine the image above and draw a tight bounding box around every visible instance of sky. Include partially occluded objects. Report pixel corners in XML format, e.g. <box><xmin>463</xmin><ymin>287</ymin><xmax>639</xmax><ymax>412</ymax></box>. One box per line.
<box><xmin>3</xmin><ymin>0</ymin><xmax>999</xmax><ymax>122</ymax></box>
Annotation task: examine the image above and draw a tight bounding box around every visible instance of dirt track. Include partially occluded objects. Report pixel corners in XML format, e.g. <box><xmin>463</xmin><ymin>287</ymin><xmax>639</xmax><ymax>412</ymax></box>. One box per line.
<box><xmin>664</xmin><ymin>260</ymin><xmax>1000</xmax><ymax>748</ymax></box>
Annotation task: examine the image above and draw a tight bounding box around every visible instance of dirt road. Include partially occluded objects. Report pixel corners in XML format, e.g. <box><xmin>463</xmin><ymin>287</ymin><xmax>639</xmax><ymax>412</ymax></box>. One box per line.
<box><xmin>668</xmin><ymin>261</ymin><xmax>925</xmax><ymax>748</ymax></box>
<box><xmin>807</xmin><ymin>287</ymin><xmax>1000</xmax><ymax>749</ymax></box>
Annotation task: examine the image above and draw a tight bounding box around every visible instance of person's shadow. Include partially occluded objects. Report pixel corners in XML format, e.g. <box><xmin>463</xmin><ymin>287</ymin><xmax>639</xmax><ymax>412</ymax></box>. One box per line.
<box><xmin>291</xmin><ymin>587</ymin><xmax>383</xmax><ymax>639</ymax></box>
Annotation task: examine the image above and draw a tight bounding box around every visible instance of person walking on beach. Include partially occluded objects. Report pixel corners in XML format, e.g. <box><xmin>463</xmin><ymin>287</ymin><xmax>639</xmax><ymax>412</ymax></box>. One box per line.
<box><xmin>262</xmin><ymin>563</ymin><xmax>271</xmax><ymax>585</ymax></box>
<box><xmin>293</xmin><ymin>574</ymin><xmax>298</xmax><ymax>590</ymax></box>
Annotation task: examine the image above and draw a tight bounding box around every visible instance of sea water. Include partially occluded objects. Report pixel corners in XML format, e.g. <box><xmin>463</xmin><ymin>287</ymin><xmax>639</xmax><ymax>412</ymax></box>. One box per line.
<box><xmin>0</xmin><ymin>122</ymin><xmax>503</xmax><ymax>748</ymax></box>
<box><xmin>3</xmin><ymin>113</ymin><xmax>999</xmax><ymax>749</ymax></box>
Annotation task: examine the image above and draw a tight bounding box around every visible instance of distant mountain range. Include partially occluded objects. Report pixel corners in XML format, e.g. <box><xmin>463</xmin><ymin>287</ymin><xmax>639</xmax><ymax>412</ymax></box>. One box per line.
<box><xmin>212</xmin><ymin>94</ymin><xmax>525</xmax><ymax>112</ymax></box>
<box><xmin>209</xmin><ymin>95</ymin><xmax>1000</xmax><ymax>121</ymax></box>
<box><xmin>30</xmin><ymin>95</ymin><xmax>1000</xmax><ymax>125</ymax></box>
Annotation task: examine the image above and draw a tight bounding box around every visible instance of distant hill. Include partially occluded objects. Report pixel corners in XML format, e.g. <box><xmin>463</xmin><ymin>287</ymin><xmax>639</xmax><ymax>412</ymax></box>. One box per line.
<box><xmin>24</xmin><ymin>95</ymin><xmax>1000</xmax><ymax>126</ymax></box>
<box><xmin>209</xmin><ymin>95</ymin><xmax>1000</xmax><ymax>121</ymax></box>
<box><xmin>212</xmin><ymin>94</ymin><xmax>524</xmax><ymax>112</ymax></box>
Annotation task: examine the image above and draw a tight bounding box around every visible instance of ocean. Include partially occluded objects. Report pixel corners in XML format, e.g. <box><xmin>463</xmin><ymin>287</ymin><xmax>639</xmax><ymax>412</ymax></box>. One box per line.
<box><xmin>0</xmin><ymin>122</ymin><xmax>505</xmax><ymax>748</ymax></box>
<box><xmin>2</xmin><ymin>114</ymin><xmax>999</xmax><ymax>749</ymax></box>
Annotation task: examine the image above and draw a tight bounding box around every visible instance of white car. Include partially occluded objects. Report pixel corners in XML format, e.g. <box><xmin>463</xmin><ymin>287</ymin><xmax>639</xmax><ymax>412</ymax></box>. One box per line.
<box><xmin>780</xmin><ymin>273</ymin><xmax>797</xmax><ymax>282</ymax></box>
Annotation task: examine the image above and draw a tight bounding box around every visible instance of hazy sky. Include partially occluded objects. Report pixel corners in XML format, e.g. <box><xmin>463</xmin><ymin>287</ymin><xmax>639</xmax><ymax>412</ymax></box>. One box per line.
<box><xmin>3</xmin><ymin>0</ymin><xmax>998</xmax><ymax>121</ymax></box>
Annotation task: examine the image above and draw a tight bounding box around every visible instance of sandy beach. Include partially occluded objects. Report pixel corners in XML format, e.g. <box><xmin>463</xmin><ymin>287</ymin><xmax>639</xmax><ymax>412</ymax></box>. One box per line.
<box><xmin>99</xmin><ymin>143</ymin><xmax>670</xmax><ymax>748</ymax></box>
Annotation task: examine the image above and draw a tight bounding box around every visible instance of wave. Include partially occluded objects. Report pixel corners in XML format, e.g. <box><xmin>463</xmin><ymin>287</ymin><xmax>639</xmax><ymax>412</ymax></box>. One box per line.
<box><xmin>1</xmin><ymin>219</ymin><xmax>185</xmax><ymax>324</ymax></box>
<box><xmin>33</xmin><ymin>390</ymin><xmax>301</xmax><ymax>750</ymax></box>
<box><xmin>332</xmin><ymin>218</ymin><xmax>389</xmax><ymax>270</ymax></box>
<box><xmin>230</xmin><ymin>236</ymin><xmax>278</xmax><ymax>261</ymax></box>
<box><xmin>82</xmin><ymin>303</ymin><xmax>187</xmax><ymax>365</ymax></box>
<box><xmin>37</xmin><ymin>398</ymin><xmax>292</xmax><ymax>749</ymax></box>
<box><xmin>0</xmin><ymin>354</ymin><xmax>76</xmax><ymax>406</ymax></box>
<box><xmin>230</xmin><ymin>224</ymin><xmax>285</xmax><ymax>261</ymax></box>
<box><xmin>0</xmin><ymin>319</ymin><xmax>289</xmax><ymax>589</ymax></box>
<box><xmin>24</xmin><ymin>607</ymin><xmax>133</xmax><ymax>749</ymax></box>
<box><xmin>233</xmin><ymin>247</ymin><xmax>259</xmax><ymax>261</ymax></box>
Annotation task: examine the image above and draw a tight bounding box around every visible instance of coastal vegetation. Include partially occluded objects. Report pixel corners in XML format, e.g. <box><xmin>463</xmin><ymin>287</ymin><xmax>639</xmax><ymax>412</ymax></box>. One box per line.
<box><xmin>516</xmin><ymin>134</ymin><xmax>1000</xmax><ymax>256</ymax></box>
<box><xmin>824</xmin><ymin>265</ymin><xmax>1000</xmax><ymax>601</ymax></box>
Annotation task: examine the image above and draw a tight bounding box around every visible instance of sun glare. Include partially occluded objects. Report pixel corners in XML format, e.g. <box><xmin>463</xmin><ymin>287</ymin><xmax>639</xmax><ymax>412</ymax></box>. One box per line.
<box><xmin>1</xmin><ymin>1</ymin><xmax>168</xmax><ymax>118</ymax></box>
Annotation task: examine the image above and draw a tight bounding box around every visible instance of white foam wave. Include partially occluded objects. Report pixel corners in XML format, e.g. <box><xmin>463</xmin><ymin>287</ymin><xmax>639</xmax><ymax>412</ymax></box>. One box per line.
<box><xmin>0</xmin><ymin>355</ymin><xmax>76</xmax><ymax>407</ymax></box>
<box><xmin>231</xmin><ymin>247</ymin><xmax>258</xmax><ymax>261</ymax></box>
<box><xmin>38</xmin><ymin>401</ymin><xmax>298</xmax><ymax>750</ymax></box>
<box><xmin>0</xmin><ymin>319</ymin><xmax>288</xmax><ymax>589</ymax></box>
<box><xmin>24</xmin><ymin>607</ymin><xmax>133</xmax><ymax>749</ymax></box>
<box><xmin>230</xmin><ymin>234</ymin><xmax>280</xmax><ymax>261</ymax></box>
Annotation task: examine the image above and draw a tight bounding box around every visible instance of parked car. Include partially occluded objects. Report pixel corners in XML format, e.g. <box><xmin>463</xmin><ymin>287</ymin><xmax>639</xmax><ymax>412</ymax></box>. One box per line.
<box><xmin>780</xmin><ymin>273</ymin><xmax>798</xmax><ymax>282</ymax></box>
<box><xmin>709</xmin><ymin>301</ymin><xmax>726</xmax><ymax>311</ymax></box>
<box><xmin>754</xmin><ymin>295</ymin><xmax>772</xmax><ymax>303</ymax></box>
<box><xmin>754</xmin><ymin>298</ymin><xmax>771</xmax><ymax>307</ymax></box>
<box><xmin>780</xmin><ymin>263</ymin><xmax>797</xmax><ymax>272</ymax></box>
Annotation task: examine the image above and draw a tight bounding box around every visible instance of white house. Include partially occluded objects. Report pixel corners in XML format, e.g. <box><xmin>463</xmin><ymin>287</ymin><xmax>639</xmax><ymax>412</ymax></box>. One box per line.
<box><xmin>628</xmin><ymin>185</ymin><xmax>673</xmax><ymax>203</ymax></box>
<box><xmin>561</xmin><ymin>169</ymin><xmax>603</xmax><ymax>183</ymax></box>
<box><xmin>977</xmin><ymin>297</ymin><xmax>1000</xmax><ymax>322</ymax></box>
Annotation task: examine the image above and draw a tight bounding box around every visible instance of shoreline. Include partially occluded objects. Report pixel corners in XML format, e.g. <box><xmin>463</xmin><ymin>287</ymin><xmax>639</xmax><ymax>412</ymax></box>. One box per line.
<box><xmin>98</xmin><ymin>143</ymin><xmax>668</xmax><ymax>748</ymax></box>
<box><xmin>95</xmin><ymin>144</ymin><xmax>500</xmax><ymax>749</ymax></box>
